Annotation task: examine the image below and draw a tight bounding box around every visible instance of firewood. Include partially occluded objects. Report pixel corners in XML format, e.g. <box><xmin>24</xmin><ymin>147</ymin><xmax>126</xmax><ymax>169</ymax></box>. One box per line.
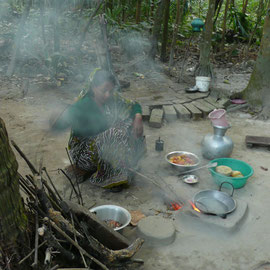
<box><xmin>81</xmin><ymin>221</ymin><xmax>144</xmax><ymax>264</ymax></box>
<box><xmin>45</xmin><ymin>218</ymin><xmax>109</xmax><ymax>270</ymax></box>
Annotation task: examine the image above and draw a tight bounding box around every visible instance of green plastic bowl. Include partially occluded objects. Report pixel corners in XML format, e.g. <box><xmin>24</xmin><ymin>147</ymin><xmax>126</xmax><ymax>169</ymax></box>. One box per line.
<box><xmin>208</xmin><ymin>158</ymin><xmax>254</xmax><ymax>189</ymax></box>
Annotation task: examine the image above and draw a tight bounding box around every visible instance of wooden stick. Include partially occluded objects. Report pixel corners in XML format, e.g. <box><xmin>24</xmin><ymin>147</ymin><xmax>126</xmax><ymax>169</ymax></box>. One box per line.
<box><xmin>43</xmin><ymin>167</ymin><xmax>63</xmax><ymax>201</ymax></box>
<box><xmin>58</xmin><ymin>168</ymin><xmax>81</xmax><ymax>205</ymax></box>
<box><xmin>65</xmin><ymin>148</ymin><xmax>83</xmax><ymax>205</ymax></box>
<box><xmin>31</xmin><ymin>193</ymin><xmax>39</xmax><ymax>269</ymax></box>
<box><xmin>47</xmin><ymin>219</ymin><xmax>109</xmax><ymax>270</ymax></box>
<box><xmin>11</xmin><ymin>140</ymin><xmax>38</xmax><ymax>175</ymax></box>
<box><xmin>18</xmin><ymin>241</ymin><xmax>47</xmax><ymax>264</ymax></box>
<box><xmin>70</xmin><ymin>213</ymin><xmax>87</xmax><ymax>268</ymax></box>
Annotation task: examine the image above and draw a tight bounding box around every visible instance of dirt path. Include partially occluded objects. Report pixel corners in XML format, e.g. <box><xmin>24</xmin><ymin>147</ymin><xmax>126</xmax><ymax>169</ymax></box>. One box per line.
<box><xmin>1</xmin><ymin>68</ymin><xmax>270</xmax><ymax>270</ymax></box>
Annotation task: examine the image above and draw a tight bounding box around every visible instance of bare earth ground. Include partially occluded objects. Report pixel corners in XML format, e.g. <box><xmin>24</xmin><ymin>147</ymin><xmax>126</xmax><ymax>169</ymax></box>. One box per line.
<box><xmin>1</xmin><ymin>64</ymin><xmax>270</xmax><ymax>270</ymax></box>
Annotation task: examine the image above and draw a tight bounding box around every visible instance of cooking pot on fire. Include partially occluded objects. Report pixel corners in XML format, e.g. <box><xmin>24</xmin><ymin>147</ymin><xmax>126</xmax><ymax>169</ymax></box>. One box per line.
<box><xmin>193</xmin><ymin>182</ymin><xmax>236</xmax><ymax>218</ymax></box>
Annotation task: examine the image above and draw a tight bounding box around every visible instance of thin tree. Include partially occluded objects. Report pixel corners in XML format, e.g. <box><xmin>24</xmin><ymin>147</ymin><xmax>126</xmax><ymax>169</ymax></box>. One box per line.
<box><xmin>169</xmin><ymin>0</ymin><xmax>186</xmax><ymax>67</ymax></box>
<box><xmin>160</xmin><ymin>0</ymin><xmax>171</xmax><ymax>62</ymax></box>
<box><xmin>196</xmin><ymin>0</ymin><xmax>216</xmax><ymax>77</ymax></box>
<box><xmin>235</xmin><ymin>2</ymin><xmax>270</xmax><ymax>118</ymax></box>
<box><xmin>242</xmin><ymin>0</ymin><xmax>248</xmax><ymax>14</ymax></box>
<box><xmin>220</xmin><ymin>0</ymin><xmax>230</xmax><ymax>52</ymax></box>
<box><xmin>136</xmin><ymin>0</ymin><xmax>142</xmax><ymax>24</ymax></box>
<box><xmin>149</xmin><ymin>0</ymin><xmax>166</xmax><ymax>59</ymax></box>
<box><xmin>244</xmin><ymin>0</ymin><xmax>264</xmax><ymax>56</ymax></box>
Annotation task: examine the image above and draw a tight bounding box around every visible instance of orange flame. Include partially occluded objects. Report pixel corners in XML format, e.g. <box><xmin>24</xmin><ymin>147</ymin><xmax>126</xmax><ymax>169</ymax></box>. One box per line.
<box><xmin>188</xmin><ymin>200</ymin><xmax>201</xmax><ymax>212</ymax></box>
<box><xmin>170</xmin><ymin>202</ymin><xmax>182</xmax><ymax>211</ymax></box>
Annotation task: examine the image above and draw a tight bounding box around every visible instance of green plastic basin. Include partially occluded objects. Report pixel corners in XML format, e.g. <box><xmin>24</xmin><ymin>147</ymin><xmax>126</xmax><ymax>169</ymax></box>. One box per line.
<box><xmin>208</xmin><ymin>158</ymin><xmax>254</xmax><ymax>189</ymax></box>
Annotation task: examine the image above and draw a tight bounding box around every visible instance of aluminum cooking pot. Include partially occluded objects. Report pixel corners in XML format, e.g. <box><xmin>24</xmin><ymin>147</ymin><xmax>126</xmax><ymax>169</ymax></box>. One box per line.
<box><xmin>193</xmin><ymin>182</ymin><xmax>236</xmax><ymax>218</ymax></box>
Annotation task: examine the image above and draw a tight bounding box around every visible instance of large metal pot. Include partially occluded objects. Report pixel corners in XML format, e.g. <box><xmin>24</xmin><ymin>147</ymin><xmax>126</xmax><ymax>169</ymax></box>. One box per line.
<box><xmin>193</xmin><ymin>182</ymin><xmax>236</xmax><ymax>218</ymax></box>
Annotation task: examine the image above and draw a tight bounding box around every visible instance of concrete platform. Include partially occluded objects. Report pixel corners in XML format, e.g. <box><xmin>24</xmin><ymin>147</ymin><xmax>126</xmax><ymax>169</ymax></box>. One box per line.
<box><xmin>178</xmin><ymin>199</ymin><xmax>248</xmax><ymax>233</ymax></box>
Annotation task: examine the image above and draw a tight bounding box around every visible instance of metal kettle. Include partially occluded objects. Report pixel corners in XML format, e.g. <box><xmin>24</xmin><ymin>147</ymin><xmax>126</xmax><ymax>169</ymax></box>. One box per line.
<box><xmin>201</xmin><ymin>125</ymin><xmax>234</xmax><ymax>160</ymax></box>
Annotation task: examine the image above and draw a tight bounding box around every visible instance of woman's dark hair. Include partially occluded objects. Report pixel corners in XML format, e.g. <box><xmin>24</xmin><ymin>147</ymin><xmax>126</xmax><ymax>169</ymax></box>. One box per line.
<box><xmin>91</xmin><ymin>69</ymin><xmax>116</xmax><ymax>88</ymax></box>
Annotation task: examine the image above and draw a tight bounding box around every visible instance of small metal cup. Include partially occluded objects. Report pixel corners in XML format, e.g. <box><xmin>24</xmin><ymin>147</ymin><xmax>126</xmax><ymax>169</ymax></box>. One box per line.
<box><xmin>155</xmin><ymin>138</ymin><xmax>164</xmax><ymax>151</ymax></box>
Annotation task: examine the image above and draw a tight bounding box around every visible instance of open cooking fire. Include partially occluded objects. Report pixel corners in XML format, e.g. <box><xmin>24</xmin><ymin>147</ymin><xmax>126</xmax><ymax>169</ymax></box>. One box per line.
<box><xmin>165</xmin><ymin>199</ymin><xmax>201</xmax><ymax>213</ymax></box>
<box><xmin>188</xmin><ymin>200</ymin><xmax>201</xmax><ymax>213</ymax></box>
<box><xmin>165</xmin><ymin>199</ymin><xmax>183</xmax><ymax>211</ymax></box>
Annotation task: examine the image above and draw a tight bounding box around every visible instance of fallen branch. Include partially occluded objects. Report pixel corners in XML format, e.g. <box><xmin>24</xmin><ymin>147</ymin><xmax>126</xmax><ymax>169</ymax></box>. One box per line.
<box><xmin>46</xmin><ymin>218</ymin><xmax>109</xmax><ymax>270</ymax></box>
<box><xmin>11</xmin><ymin>140</ymin><xmax>38</xmax><ymax>175</ymax></box>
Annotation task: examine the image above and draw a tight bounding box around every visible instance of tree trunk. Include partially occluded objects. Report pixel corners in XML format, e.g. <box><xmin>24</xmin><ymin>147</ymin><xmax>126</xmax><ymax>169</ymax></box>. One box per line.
<box><xmin>135</xmin><ymin>0</ymin><xmax>142</xmax><ymax>24</ymax></box>
<box><xmin>160</xmin><ymin>0</ymin><xmax>170</xmax><ymax>62</ymax></box>
<box><xmin>242</xmin><ymin>0</ymin><xmax>248</xmax><ymax>14</ymax></box>
<box><xmin>196</xmin><ymin>0</ymin><xmax>216</xmax><ymax>77</ymax></box>
<box><xmin>149</xmin><ymin>0</ymin><xmax>166</xmax><ymax>59</ymax></box>
<box><xmin>220</xmin><ymin>0</ymin><xmax>230</xmax><ymax>52</ymax></box>
<box><xmin>0</xmin><ymin>118</ymin><xmax>28</xmax><ymax>268</ymax></box>
<box><xmin>238</xmin><ymin>3</ymin><xmax>270</xmax><ymax>117</ymax></box>
<box><xmin>121</xmin><ymin>0</ymin><xmax>126</xmax><ymax>22</ymax></box>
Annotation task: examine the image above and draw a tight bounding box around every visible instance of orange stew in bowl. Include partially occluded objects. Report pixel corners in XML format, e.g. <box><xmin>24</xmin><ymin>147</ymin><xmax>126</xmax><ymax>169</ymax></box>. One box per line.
<box><xmin>169</xmin><ymin>154</ymin><xmax>195</xmax><ymax>165</ymax></box>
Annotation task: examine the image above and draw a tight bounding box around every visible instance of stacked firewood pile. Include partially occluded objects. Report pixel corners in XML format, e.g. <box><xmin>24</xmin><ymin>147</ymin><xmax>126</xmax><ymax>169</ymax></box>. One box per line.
<box><xmin>12</xmin><ymin>141</ymin><xmax>144</xmax><ymax>270</ymax></box>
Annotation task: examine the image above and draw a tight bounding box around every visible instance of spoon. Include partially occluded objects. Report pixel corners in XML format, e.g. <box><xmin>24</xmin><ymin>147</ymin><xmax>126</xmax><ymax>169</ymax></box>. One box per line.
<box><xmin>177</xmin><ymin>162</ymin><xmax>218</xmax><ymax>176</ymax></box>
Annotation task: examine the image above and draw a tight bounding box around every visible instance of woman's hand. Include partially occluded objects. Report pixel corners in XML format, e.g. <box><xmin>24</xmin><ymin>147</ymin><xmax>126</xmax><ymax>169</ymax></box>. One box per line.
<box><xmin>132</xmin><ymin>113</ymin><xmax>143</xmax><ymax>138</ymax></box>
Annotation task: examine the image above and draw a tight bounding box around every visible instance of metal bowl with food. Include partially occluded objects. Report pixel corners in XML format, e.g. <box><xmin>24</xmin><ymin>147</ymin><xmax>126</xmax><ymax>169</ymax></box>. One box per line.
<box><xmin>90</xmin><ymin>205</ymin><xmax>131</xmax><ymax>231</ymax></box>
<box><xmin>165</xmin><ymin>151</ymin><xmax>200</xmax><ymax>172</ymax></box>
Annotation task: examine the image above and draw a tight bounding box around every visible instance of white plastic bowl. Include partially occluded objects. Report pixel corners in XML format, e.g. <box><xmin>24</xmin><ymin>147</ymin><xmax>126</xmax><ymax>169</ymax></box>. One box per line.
<box><xmin>90</xmin><ymin>205</ymin><xmax>131</xmax><ymax>231</ymax></box>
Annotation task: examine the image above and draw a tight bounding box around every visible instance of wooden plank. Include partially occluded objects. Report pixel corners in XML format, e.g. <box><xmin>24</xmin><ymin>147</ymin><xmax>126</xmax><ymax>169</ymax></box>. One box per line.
<box><xmin>204</xmin><ymin>96</ymin><xmax>225</xmax><ymax>109</ymax></box>
<box><xmin>149</xmin><ymin>108</ymin><xmax>164</xmax><ymax>128</ymax></box>
<box><xmin>174</xmin><ymin>93</ymin><xmax>193</xmax><ymax>104</ymax></box>
<box><xmin>245</xmin><ymin>136</ymin><xmax>270</xmax><ymax>147</ymax></box>
<box><xmin>184</xmin><ymin>92</ymin><xmax>209</xmax><ymax>100</ymax></box>
<box><xmin>174</xmin><ymin>104</ymin><xmax>191</xmax><ymax>120</ymax></box>
<box><xmin>216</xmin><ymin>98</ymin><xmax>230</xmax><ymax>108</ymax></box>
<box><xmin>183</xmin><ymin>103</ymin><xmax>202</xmax><ymax>120</ymax></box>
<box><xmin>144</xmin><ymin>100</ymin><xmax>173</xmax><ymax>106</ymax></box>
<box><xmin>198</xmin><ymin>99</ymin><xmax>216</xmax><ymax>110</ymax></box>
<box><xmin>163</xmin><ymin>105</ymin><xmax>177</xmax><ymax>122</ymax></box>
<box><xmin>141</xmin><ymin>105</ymin><xmax>150</xmax><ymax>120</ymax></box>
<box><xmin>192</xmin><ymin>100</ymin><xmax>213</xmax><ymax>117</ymax></box>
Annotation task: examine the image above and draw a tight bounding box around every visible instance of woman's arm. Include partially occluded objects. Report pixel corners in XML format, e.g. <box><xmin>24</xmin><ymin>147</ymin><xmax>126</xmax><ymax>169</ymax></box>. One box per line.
<box><xmin>112</xmin><ymin>92</ymin><xmax>143</xmax><ymax>138</ymax></box>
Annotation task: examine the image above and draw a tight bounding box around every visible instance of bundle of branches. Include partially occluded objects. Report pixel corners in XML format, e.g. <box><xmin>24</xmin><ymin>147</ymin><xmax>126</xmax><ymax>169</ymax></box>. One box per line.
<box><xmin>12</xmin><ymin>140</ymin><xmax>144</xmax><ymax>270</ymax></box>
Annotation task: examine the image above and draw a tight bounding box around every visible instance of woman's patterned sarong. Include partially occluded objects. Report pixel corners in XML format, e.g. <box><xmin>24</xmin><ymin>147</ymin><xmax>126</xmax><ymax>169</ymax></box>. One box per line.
<box><xmin>69</xmin><ymin>119</ymin><xmax>143</xmax><ymax>188</ymax></box>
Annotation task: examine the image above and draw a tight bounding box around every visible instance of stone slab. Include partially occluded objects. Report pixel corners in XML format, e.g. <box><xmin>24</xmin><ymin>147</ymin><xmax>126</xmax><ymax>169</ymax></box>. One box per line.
<box><xmin>173</xmin><ymin>104</ymin><xmax>191</xmax><ymax>120</ymax></box>
<box><xmin>149</xmin><ymin>108</ymin><xmax>164</xmax><ymax>128</ymax></box>
<box><xmin>137</xmin><ymin>216</ymin><xmax>176</xmax><ymax>246</ymax></box>
<box><xmin>183</xmin><ymin>103</ymin><xmax>202</xmax><ymax>120</ymax></box>
<box><xmin>141</xmin><ymin>105</ymin><xmax>150</xmax><ymax>120</ymax></box>
<box><xmin>179</xmin><ymin>199</ymin><xmax>248</xmax><ymax>233</ymax></box>
<box><xmin>163</xmin><ymin>105</ymin><xmax>177</xmax><ymax>122</ymax></box>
